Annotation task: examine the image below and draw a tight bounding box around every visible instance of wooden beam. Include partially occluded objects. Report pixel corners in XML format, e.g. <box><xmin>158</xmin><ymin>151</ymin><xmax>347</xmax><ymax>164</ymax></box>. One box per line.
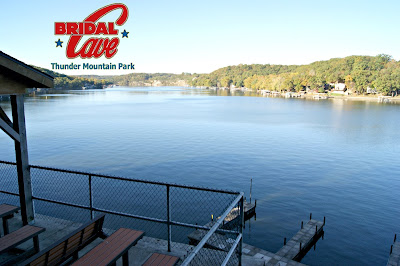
<box><xmin>0</xmin><ymin>117</ymin><xmax>20</xmax><ymax>142</ymax></box>
<box><xmin>11</xmin><ymin>95</ymin><xmax>34</xmax><ymax>225</ymax></box>
<box><xmin>0</xmin><ymin>73</ymin><xmax>29</xmax><ymax>95</ymax></box>
<box><xmin>0</xmin><ymin>52</ymin><xmax>54</xmax><ymax>93</ymax></box>
<box><xmin>0</xmin><ymin>106</ymin><xmax>12</xmax><ymax>125</ymax></box>
<box><xmin>0</xmin><ymin>106</ymin><xmax>19</xmax><ymax>141</ymax></box>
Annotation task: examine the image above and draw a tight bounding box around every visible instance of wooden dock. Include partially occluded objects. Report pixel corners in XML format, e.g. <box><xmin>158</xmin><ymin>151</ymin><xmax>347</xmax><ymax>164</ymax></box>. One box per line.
<box><xmin>188</xmin><ymin>213</ymin><xmax>325</xmax><ymax>265</ymax></box>
<box><xmin>242</xmin><ymin>215</ymin><xmax>325</xmax><ymax>265</ymax></box>
<box><xmin>241</xmin><ymin>242</ymin><xmax>306</xmax><ymax>266</ymax></box>
<box><xmin>387</xmin><ymin>234</ymin><xmax>400</xmax><ymax>266</ymax></box>
<box><xmin>276</xmin><ymin>219</ymin><xmax>324</xmax><ymax>261</ymax></box>
<box><xmin>379</xmin><ymin>96</ymin><xmax>392</xmax><ymax>103</ymax></box>
<box><xmin>188</xmin><ymin>199</ymin><xmax>256</xmax><ymax>247</ymax></box>
<box><xmin>222</xmin><ymin>200</ymin><xmax>256</xmax><ymax>229</ymax></box>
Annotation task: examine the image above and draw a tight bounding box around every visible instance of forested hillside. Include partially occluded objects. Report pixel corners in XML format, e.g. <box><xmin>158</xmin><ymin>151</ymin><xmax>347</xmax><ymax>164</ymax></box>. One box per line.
<box><xmin>32</xmin><ymin>66</ymin><xmax>111</xmax><ymax>90</ymax></box>
<box><xmin>191</xmin><ymin>55</ymin><xmax>400</xmax><ymax>95</ymax></box>
<box><xmin>110</xmin><ymin>73</ymin><xmax>196</xmax><ymax>87</ymax></box>
<box><xmin>31</xmin><ymin>54</ymin><xmax>400</xmax><ymax>95</ymax></box>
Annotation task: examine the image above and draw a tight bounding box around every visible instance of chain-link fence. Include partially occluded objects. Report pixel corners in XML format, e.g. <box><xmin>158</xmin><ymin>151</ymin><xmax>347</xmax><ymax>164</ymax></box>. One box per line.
<box><xmin>0</xmin><ymin>160</ymin><xmax>244</xmax><ymax>265</ymax></box>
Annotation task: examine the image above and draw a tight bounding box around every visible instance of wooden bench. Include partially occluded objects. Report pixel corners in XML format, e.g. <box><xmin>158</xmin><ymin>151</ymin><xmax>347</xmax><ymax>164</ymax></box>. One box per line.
<box><xmin>72</xmin><ymin>228</ymin><xmax>144</xmax><ymax>266</ymax></box>
<box><xmin>143</xmin><ymin>253</ymin><xmax>180</xmax><ymax>266</ymax></box>
<box><xmin>0</xmin><ymin>204</ymin><xmax>21</xmax><ymax>236</ymax></box>
<box><xmin>0</xmin><ymin>225</ymin><xmax>45</xmax><ymax>254</ymax></box>
<box><xmin>21</xmin><ymin>214</ymin><xmax>106</xmax><ymax>266</ymax></box>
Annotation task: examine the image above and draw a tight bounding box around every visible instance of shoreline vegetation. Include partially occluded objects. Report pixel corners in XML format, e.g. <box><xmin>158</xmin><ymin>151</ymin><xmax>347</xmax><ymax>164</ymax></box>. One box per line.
<box><xmin>9</xmin><ymin>54</ymin><xmax>398</xmax><ymax>103</ymax></box>
<box><xmin>199</xmin><ymin>86</ymin><xmax>400</xmax><ymax>103</ymax></box>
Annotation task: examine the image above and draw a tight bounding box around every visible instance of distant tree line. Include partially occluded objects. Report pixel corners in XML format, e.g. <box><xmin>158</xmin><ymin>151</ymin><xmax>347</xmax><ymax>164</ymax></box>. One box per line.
<box><xmin>32</xmin><ymin>55</ymin><xmax>400</xmax><ymax>95</ymax></box>
<box><xmin>110</xmin><ymin>73</ymin><xmax>196</xmax><ymax>87</ymax></box>
<box><xmin>54</xmin><ymin>77</ymin><xmax>111</xmax><ymax>89</ymax></box>
<box><xmin>33</xmin><ymin>66</ymin><xmax>112</xmax><ymax>89</ymax></box>
<box><xmin>191</xmin><ymin>55</ymin><xmax>400</xmax><ymax>96</ymax></box>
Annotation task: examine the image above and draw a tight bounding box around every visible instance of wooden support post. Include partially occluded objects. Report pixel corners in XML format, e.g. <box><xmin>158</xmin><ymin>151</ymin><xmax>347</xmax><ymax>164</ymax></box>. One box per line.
<box><xmin>122</xmin><ymin>252</ymin><xmax>129</xmax><ymax>266</ymax></box>
<box><xmin>2</xmin><ymin>214</ymin><xmax>13</xmax><ymax>235</ymax></box>
<box><xmin>11</xmin><ymin>95</ymin><xmax>34</xmax><ymax>225</ymax></box>
<box><xmin>33</xmin><ymin>236</ymin><xmax>40</xmax><ymax>253</ymax></box>
<box><xmin>250</xmin><ymin>178</ymin><xmax>252</xmax><ymax>204</ymax></box>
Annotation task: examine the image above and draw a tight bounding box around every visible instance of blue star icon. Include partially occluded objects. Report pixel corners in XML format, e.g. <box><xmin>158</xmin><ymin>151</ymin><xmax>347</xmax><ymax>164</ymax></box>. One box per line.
<box><xmin>55</xmin><ymin>39</ymin><xmax>63</xmax><ymax>47</ymax></box>
<box><xmin>121</xmin><ymin>30</ymin><xmax>129</xmax><ymax>38</ymax></box>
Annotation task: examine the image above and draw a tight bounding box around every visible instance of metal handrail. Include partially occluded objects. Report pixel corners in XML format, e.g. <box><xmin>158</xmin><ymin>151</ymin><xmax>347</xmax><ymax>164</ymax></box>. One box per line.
<box><xmin>221</xmin><ymin>234</ymin><xmax>243</xmax><ymax>266</ymax></box>
<box><xmin>181</xmin><ymin>192</ymin><xmax>244</xmax><ymax>266</ymax></box>
<box><xmin>0</xmin><ymin>160</ymin><xmax>239</xmax><ymax>195</ymax></box>
<box><xmin>0</xmin><ymin>160</ymin><xmax>243</xmax><ymax>265</ymax></box>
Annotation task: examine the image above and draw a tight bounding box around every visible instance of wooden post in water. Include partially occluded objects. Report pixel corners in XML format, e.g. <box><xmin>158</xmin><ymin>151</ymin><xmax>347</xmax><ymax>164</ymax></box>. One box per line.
<box><xmin>250</xmin><ymin>178</ymin><xmax>252</xmax><ymax>204</ymax></box>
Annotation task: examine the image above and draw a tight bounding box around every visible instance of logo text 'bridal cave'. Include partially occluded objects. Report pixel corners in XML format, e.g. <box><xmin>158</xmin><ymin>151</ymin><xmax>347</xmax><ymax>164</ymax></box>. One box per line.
<box><xmin>54</xmin><ymin>3</ymin><xmax>129</xmax><ymax>59</ymax></box>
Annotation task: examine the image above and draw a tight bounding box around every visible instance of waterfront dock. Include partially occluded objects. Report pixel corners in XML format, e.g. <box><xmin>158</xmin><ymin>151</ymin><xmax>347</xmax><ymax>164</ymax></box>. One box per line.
<box><xmin>387</xmin><ymin>234</ymin><xmax>400</xmax><ymax>266</ymax></box>
<box><xmin>242</xmin><ymin>215</ymin><xmax>325</xmax><ymax>265</ymax></box>
<box><xmin>188</xmin><ymin>211</ymin><xmax>325</xmax><ymax>265</ymax></box>
<box><xmin>223</xmin><ymin>199</ymin><xmax>256</xmax><ymax>228</ymax></box>
<box><xmin>276</xmin><ymin>218</ymin><xmax>324</xmax><ymax>261</ymax></box>
<box><xmin>188</xmin><ymin>199</ymin><xmax>256</xmax><ymax>247</ymax></box>
<box><xmin>379</xmin><ymin>96</ymin><xmax>392</xmax><ymax>103</ymax></box>
<box><xmin>241</xmin><ymin>242</ymin><xmax>306</xmax><ymax>266</ymax></box>
<box><xmin>0</xmin><ymin>212</ymin><xmax>324</xmax><ymax>266</ymax></box>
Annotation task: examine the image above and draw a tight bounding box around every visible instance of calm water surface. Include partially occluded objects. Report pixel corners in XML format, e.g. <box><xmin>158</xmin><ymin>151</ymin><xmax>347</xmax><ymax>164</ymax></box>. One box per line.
<box><xmin>0</xmin><ymin>87</ymin><xmax>399</xmax><ymax>265</ymax></box>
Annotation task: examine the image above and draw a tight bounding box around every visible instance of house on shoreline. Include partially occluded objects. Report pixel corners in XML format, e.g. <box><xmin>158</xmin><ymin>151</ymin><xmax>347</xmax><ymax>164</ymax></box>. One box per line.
<box><xmin>329</xmin><ymin>82</ymin><xmax>349</xmax><ymax>95</ymax></box>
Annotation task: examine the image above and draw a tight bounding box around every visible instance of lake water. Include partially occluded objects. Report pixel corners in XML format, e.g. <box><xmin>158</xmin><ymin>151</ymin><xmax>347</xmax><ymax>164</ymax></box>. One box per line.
<box><xmin>0</xmin><ymin>87</ymin><xmax>399</xmax><ymax>265</ymax></box>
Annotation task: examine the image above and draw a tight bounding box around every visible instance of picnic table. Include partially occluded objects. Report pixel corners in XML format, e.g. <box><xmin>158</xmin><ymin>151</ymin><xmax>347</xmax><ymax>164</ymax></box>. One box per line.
<box><xmin>72</xmin><ymin>228</ymin><xmax>144</xmax><ymax>266</ymax></box>
<box><xmin>0</xmin><ymin>204</ymin><xmax>20</xmax><ymax>236</ymax></box>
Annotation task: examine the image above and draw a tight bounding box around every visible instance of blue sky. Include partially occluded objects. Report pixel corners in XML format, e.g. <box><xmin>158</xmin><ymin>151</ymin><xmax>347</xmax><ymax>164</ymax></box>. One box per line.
<box><xmin>1</xmin><ymin>0</ymin><xmax>399</xmax><ymax>75</ymax></box>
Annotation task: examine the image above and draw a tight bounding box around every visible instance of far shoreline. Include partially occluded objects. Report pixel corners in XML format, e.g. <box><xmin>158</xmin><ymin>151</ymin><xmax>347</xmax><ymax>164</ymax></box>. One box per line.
<box><xmin>1</xmin><ymin>85</ymin><xmax>399</xmax><ymax>104</ymax></box>
<box><xmin>200</xmin><ymin>86</ymin><xmax>400</xmax><ymax>103</ymax></box>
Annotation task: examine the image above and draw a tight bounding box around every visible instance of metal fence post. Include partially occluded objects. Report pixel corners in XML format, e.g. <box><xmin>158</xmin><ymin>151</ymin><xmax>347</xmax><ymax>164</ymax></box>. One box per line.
<box><xmin>89</xmin><ymin>175</ymin><xmax>93</xmax><ymax>219</ymax></box>
<box><xmin>167</xmin><ymin>185</ymin><xmax>171</xmax><ymax>252</ymax></box>
<box><xmin>239</xmin><ymin>195</ymin><xmax>244</xmax><ymax>266</ymax></box>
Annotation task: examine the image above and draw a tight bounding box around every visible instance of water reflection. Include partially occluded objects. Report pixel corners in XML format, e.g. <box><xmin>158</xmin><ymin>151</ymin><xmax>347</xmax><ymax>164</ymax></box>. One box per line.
<box><xmin>0</xmin><ymin>86</ymin><xmax>399</xmax><ymax>265</ymax></box>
